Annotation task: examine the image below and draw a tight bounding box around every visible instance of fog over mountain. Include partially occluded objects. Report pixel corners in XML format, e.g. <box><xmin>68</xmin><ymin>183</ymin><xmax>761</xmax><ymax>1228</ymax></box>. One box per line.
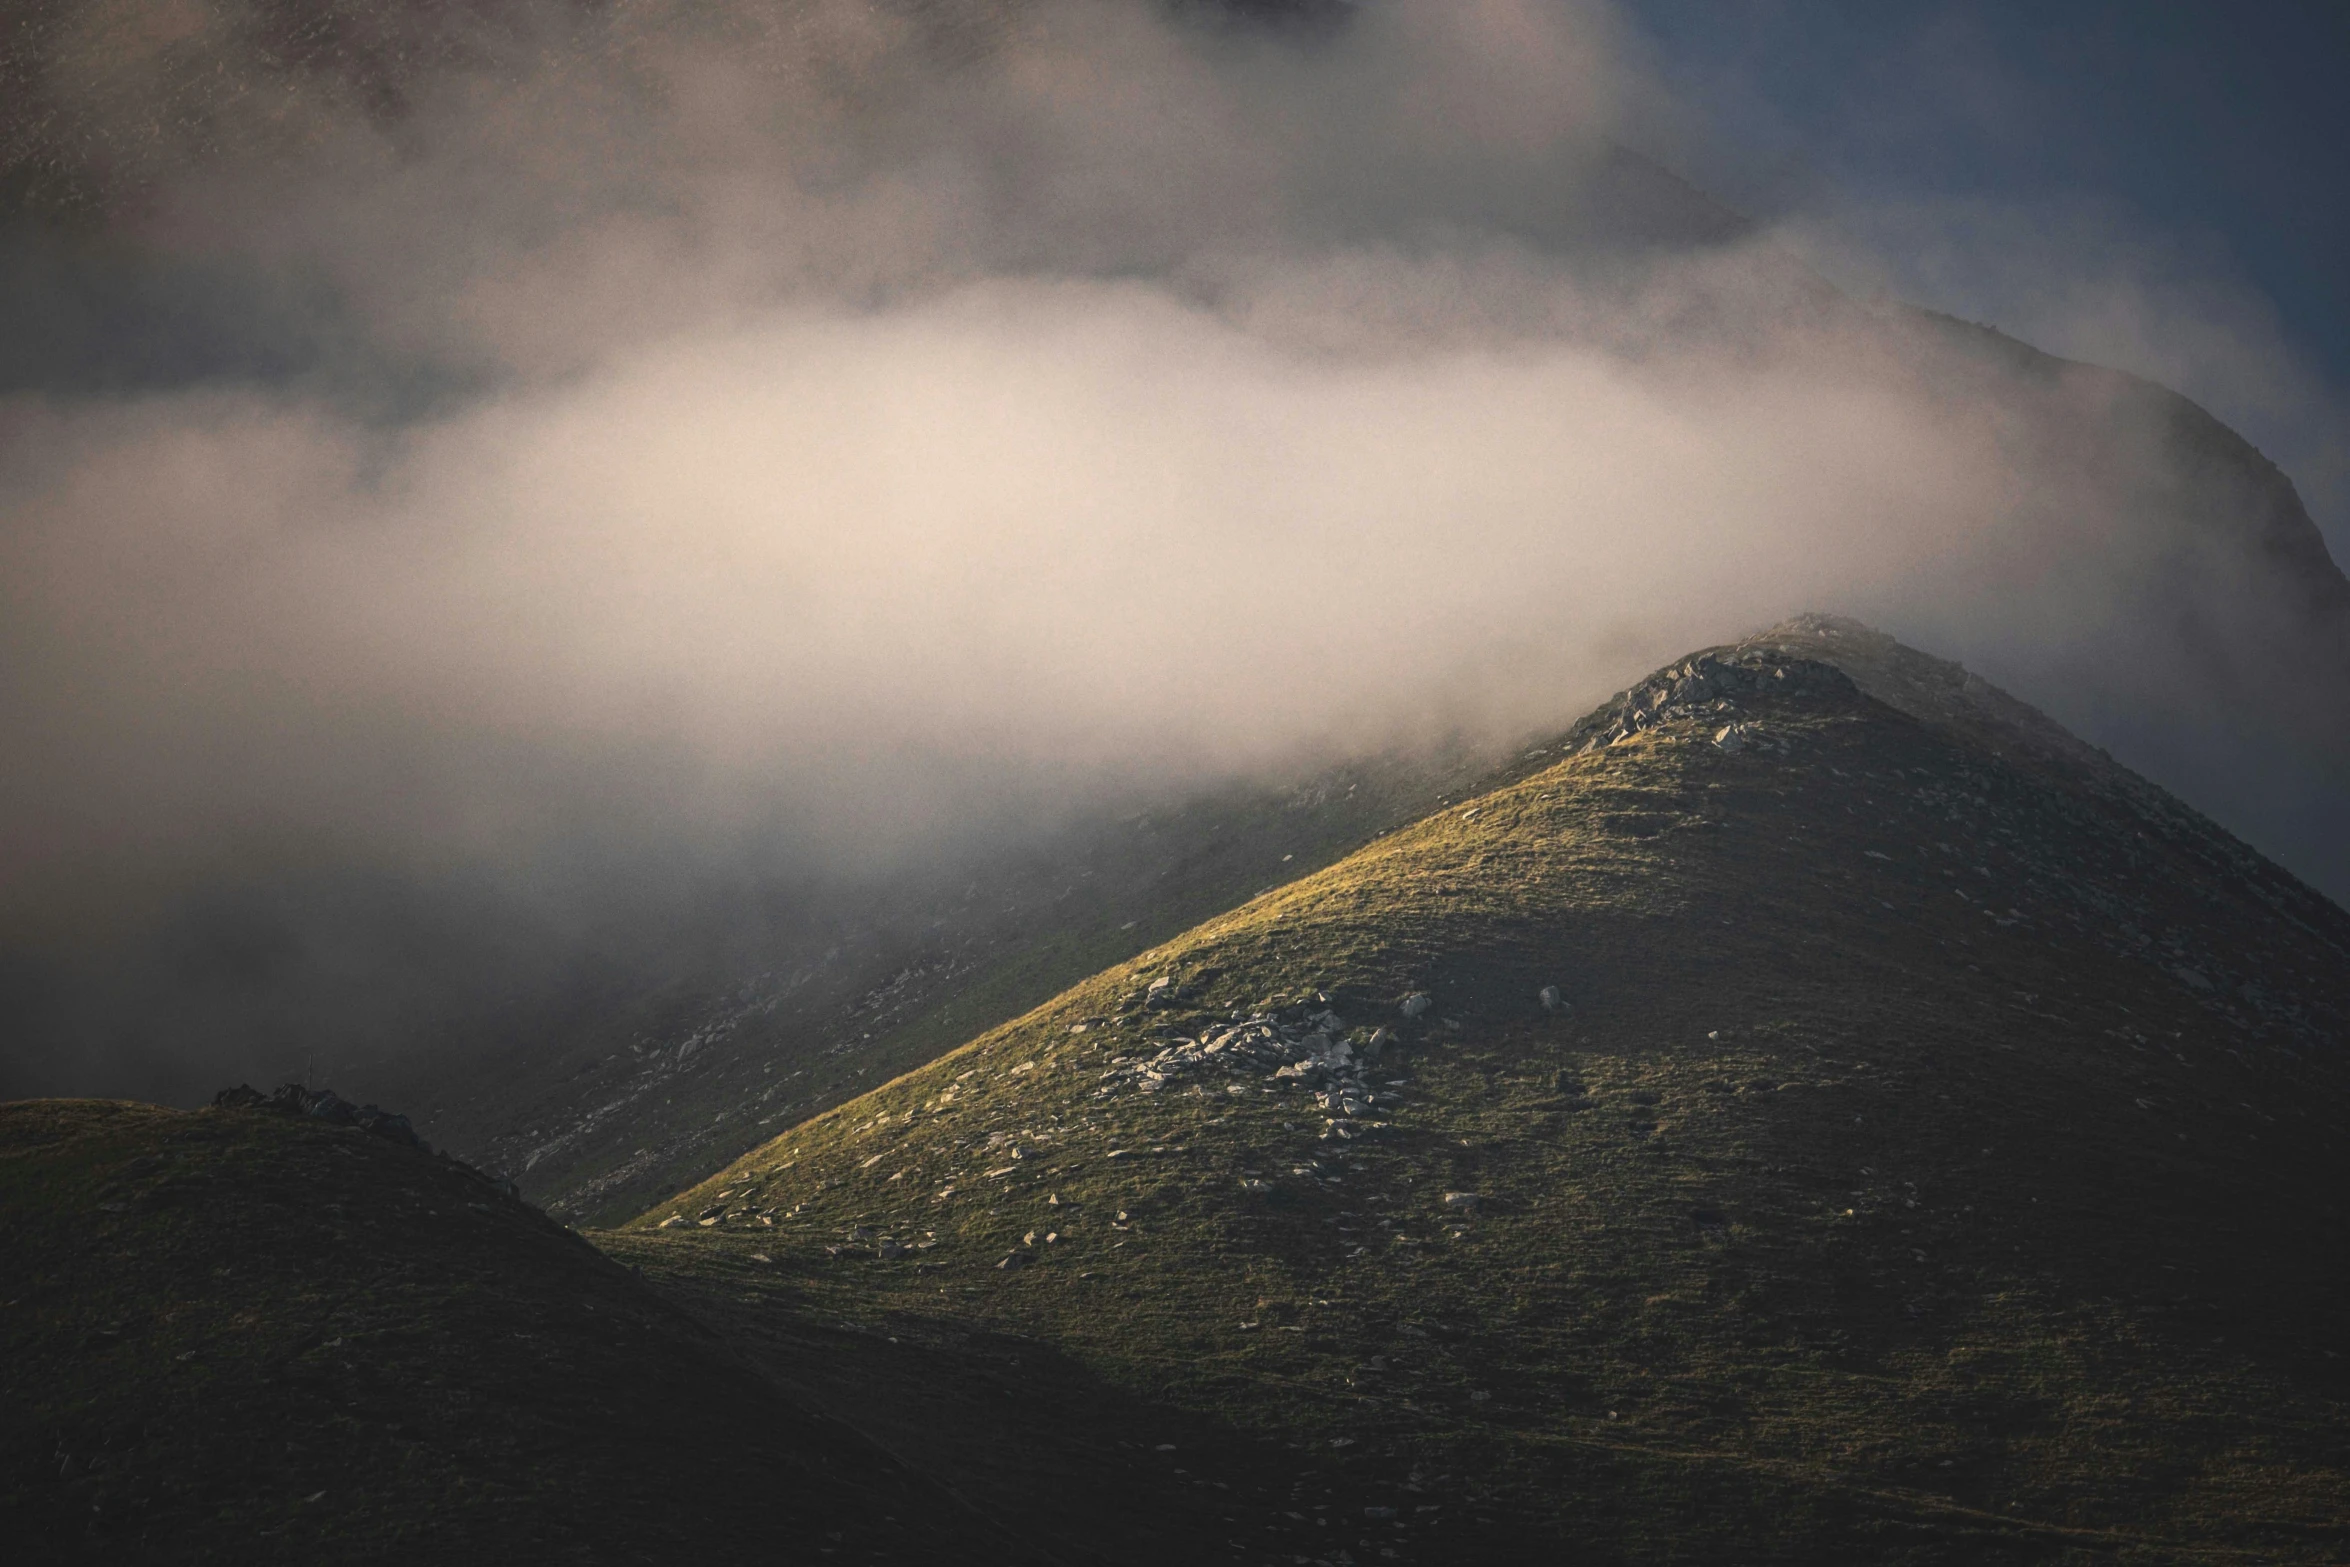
<box><xmin>2</xmin><ymin>0</ymin><xmax>2342</xmax><ymax>1104</ymax></box>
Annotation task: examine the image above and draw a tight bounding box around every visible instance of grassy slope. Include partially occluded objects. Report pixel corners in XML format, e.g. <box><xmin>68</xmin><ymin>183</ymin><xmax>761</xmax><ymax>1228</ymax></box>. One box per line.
<box><xmin>0</xmin><ymin>1098</ymin><xmax>1014</xmax><ymax>1564</ymax></box>
<box><xmin>444</xmin><ymin>746</ymin><xmax>1504</xmax><ymax>1230</ymax></box>
<box><xmin>611</xmin><ymin>624</ymin><xmax>2350</xmax><ymax>1564</ymax></box>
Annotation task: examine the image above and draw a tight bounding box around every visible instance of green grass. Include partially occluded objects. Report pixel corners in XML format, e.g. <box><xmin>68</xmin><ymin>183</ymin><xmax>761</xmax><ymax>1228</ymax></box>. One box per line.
<box><xmin>471</xmin><ymin>744</ymin><xmax>1505</xmax><ymax>1230</ymax></box>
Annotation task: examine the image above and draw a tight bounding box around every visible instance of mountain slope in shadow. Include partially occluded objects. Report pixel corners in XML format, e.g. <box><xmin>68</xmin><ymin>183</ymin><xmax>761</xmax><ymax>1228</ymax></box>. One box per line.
<box><xmin>0</xmin><ymin>1095</ymin><xmax>1022</xmax><ymax>1563</ymax></box>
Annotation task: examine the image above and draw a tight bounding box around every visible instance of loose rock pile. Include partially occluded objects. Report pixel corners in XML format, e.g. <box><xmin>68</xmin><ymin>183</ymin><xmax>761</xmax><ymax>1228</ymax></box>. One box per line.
<box><xmin>1094</xmin><ymin>1008</ymin><xmax>1394</xmax><ymax>1139</ymax></box>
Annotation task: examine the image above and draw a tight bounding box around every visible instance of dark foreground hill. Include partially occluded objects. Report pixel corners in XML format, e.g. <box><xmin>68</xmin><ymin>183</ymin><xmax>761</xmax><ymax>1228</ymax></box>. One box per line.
<box><xmin>614</xmin><ymin>617</ymin><xmax>2350</xmax><ymax>1564</ymax></box>
<box><xmin>0</xmin><ymin>1095</ymin><xmax>1018</xmax><ymax>1563</ymax></box>
<box><xmin>1</xmin><ymin>1094</ymin><xmax>1446</xmax><ymax>1564</ymax></box>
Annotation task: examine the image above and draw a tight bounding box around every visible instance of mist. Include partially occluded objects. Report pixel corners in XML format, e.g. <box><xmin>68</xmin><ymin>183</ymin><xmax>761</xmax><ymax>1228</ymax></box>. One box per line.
<box><xmin>3</xmin><ymin>0</ymin><xmax>2343</xmax><ymax>1101</ymax></box>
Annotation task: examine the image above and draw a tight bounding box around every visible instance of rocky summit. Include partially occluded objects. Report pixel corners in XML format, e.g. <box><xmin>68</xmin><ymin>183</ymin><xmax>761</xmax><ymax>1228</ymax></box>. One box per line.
<box><xmin>9</xmin><ymin>616</ymin><xmax>2348</xmax><ymax>1564</ymax></box>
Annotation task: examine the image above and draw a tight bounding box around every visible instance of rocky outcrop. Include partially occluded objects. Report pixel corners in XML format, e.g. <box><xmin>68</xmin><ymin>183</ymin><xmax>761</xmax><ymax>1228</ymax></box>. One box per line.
<box><xmin>1575</xmin><ymin>650</ymin><xmax>1858</xmax><ymax>752</ymax></box>
<box><xmin>212</xmin><ymin>1082</ymin><xmax>423</xmax><ymax>1150</ymax></box>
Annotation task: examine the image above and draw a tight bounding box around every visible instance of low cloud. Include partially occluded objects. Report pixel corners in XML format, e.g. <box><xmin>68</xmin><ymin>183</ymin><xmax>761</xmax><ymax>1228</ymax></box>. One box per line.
<box><xmin>1778</xmin><ymin>194</ymin><xmax>2350</xmax><ymax>553</ymax></box>
<box><xmin>2</xmin><ymin>0</ymin><xmax>2341</xmax><ymax>1095</ymax></box>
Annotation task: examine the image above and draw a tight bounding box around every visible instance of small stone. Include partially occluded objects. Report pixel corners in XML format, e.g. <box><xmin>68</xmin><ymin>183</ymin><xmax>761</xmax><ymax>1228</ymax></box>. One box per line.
<box><xmin>1441</xmin><ymin>1191</ymin><xmax>1479</xmax><ymax>1212</ymax></box>
<box><xmin>1399</xmin><ymin>993</ymin><xmax>1433</xmax><ymax>1019</ymax></box>
<box><xmin>1538</xmin><ymin>984</ymin><xmax>1566</xmax><ymax>1012</ymax></box>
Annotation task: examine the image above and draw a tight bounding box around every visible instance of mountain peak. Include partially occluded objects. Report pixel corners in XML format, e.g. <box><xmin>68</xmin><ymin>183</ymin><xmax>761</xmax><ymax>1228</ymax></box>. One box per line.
<box><xmin>605</xmin><ymin>620</ymin><xmax>2350</xmax><ymax>1560</ymax></box>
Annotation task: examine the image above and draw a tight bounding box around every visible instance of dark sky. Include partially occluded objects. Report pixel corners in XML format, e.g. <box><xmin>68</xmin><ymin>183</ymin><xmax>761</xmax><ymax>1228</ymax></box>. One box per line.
<box><xmin>1621</xmin><ymin>0</ymin><xmax>2350</xmax><ymax>549</ymax></box>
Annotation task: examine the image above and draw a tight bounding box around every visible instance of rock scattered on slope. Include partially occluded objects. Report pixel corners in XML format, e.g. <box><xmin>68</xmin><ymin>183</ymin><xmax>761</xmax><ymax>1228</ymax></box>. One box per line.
<box><xmin>1093</xmin><ymin>1008</ymin><xmax>1396</xmax><ymax>1138</ymax></box>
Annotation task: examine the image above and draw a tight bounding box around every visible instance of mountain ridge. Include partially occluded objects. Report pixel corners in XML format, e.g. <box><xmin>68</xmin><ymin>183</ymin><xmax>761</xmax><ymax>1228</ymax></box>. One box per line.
<box><xmin>11</xmin><ymin>614</ymin><xmax>2346</xmax><ymax>1561</ymax></box>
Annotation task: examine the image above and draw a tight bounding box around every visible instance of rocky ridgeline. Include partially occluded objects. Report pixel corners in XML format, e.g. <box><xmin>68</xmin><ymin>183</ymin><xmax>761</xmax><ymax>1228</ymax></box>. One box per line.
<box><xmin>212</xmin><ymin>1083</ymin><xmax>424</xmax><ymax>1149</ymax></box>
<box><xmin>211</xmin><ymin>1083</ymin><xmax>543</xmax><ymax>1203</ymax></box>
<box><xmin>1580</xmin><ymin>652</ymin><xmax>1856</xmax><ymax>753</ymax></box>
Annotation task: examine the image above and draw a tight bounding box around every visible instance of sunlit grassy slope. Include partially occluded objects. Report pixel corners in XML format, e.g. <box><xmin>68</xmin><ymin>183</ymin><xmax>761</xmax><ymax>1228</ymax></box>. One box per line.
<box><xmin>463</xmin><ymin>741</ymin><xmax>1510</xmax><ymax>1230</ymax></box>
<box><xmin>612</xmin><ymin>616</ymin><xmax>2350</xmax><ymax>1564</ymax></box>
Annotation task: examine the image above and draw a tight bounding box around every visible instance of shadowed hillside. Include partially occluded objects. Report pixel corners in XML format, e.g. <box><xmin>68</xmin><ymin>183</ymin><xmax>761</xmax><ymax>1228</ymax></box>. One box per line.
<box><xmin>0</xmin><ymin>1095</ymin><xmax>1016</xmax><ymax>1563</ymax></box>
